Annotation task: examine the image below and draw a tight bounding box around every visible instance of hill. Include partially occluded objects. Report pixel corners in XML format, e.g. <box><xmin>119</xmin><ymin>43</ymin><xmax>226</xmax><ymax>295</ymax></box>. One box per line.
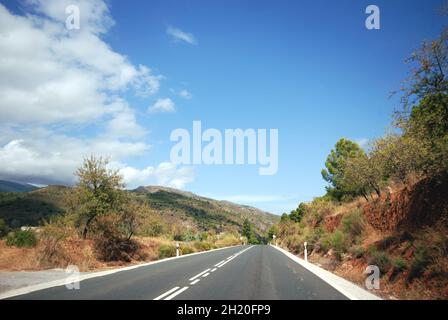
<box><xmin>133</xmin><ymin>186</ymin><xmax>279</xmax><ymax>236</ymax></box>
<box><xmin>0</xmin><ymin>186</ymin><xmax>67</xmax><ymax>228</ymax></box>
<box><xmin>0</xmin><ymin>180</ymin><xmax>38</xmax><ymax>193</ymax></box>
<box><xmin>0</xmin><ymin>184</ymin><xmax>279</xmax><ymax>237</ymax></box>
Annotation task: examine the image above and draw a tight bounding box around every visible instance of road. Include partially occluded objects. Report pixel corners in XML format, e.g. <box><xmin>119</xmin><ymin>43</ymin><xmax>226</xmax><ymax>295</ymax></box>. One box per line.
<box><xmin>8</xmin><ymin>245</ymin><xmax>349</xmax><ymax>300</ymax></box>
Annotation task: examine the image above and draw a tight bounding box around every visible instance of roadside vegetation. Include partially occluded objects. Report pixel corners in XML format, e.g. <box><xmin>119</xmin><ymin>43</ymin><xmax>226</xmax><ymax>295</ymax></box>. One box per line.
<box><xmin>272</xmin><ymin>27</ymin><xmax>448</xmax><ymax>299</ymax></box>
<box><xmin>0</xmin><ymin>156</ymin><xmax>247</xmax><ymax>271</ymax></box>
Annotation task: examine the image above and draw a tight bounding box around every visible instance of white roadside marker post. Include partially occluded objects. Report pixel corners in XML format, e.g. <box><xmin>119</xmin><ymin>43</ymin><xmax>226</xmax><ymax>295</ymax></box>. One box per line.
<box><xmin>176</xmin><ymin>242</ymin><xmax>180</xmax><ymax>257</ymax></box>
<box><xmin>273</xmin><ymin>234</ymin><xmax>276</xmax><ymax>246</ymax></box>
<box><xmin>304</xmin><ymin>242</ymin><xmax>308</xmax><ymax>262</ymax></box>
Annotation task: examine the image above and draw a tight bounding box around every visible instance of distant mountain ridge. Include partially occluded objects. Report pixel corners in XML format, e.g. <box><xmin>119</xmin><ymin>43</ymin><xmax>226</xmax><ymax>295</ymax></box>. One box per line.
<box><xmin>0</xmin><ymin>182</ymin><xmax>279</xmax><ymax>236</ymax></box>
<box><xmin>133</xmin><ymin>186</ymin><xmax>279</xmax><ymax>236</ymax></box>
<box><xmin>0</xmin><ymin>180</ymin><xmax>39</xmax><ymax>193</ymax></box>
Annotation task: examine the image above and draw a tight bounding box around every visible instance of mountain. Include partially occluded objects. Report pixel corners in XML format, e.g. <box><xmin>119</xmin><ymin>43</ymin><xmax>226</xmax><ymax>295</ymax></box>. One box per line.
<box><xmin>0</xmin><ymin>180</ymin><xmax>39</xmax><ymax>193</ymax></box>
<box><xmin>0</xmin><ymin>184</ymin><xmax>279</xmax><ymax>236</ymax></box>
<box><xmin>0</xmin><ymin>185</ymin><xmax>67</xmax><ymax>228</ymax></box>
<box><xmin>133</xmin><ymin>186</ymin><xmax>279</xmax><ymax>236</ymax></box>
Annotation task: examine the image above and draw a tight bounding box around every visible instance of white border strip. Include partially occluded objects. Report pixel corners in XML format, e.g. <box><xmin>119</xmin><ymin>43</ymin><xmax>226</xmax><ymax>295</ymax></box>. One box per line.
<box><xmin>270</xmin><ymin>245</ymin><xmax>381</xmax><ymax>300</ymax></box>
<box><xmin>0</xmin><ymin>244</ymin><xmax>243</xmax><ymax>300</ymax></box>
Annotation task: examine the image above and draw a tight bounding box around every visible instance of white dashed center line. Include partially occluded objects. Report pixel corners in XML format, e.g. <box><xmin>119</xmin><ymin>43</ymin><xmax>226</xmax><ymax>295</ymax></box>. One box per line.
<box><xmin>153</xmin><ymin>286</ymin><xmax>180</xmax><ymax>300</ymax></box>
<box><xmin>164</xmin><ymin>286</ymin><xmax>189</xmax><ymax>300</ymax></box>
<box><xmin>189</xmin><ymin>268</ymin><xmax>211</xmax><ymax>281</ymax></box>
<box><xmin>153</xmin><ymin>246</ymin><xmax>254</xmax><ymax>300</ymax></box>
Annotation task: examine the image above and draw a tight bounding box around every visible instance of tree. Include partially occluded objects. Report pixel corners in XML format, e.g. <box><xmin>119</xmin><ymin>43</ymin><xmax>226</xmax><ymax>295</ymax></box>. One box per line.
<box><xmin>267</xmin><ymin>225</ymin><xmax>277</xmax><ymax>240</ymax></box>
<box><xmin>289</xmin><ymin>203</ymin><xmax>306</xmax><ymax>223</ymax></box>
<box><xmin>321</xmin><ymin>139</ymin><xmax>366</xmax><ymax>200</ymax></box>
<box><xmin>406</xmin><ymin>93</ymin><xmax>448</xmax><ymax>175</ymax></box>
<box><xmin>280</xmin><ymin>213</ymin><xmax>290</xmax><ymax>222</ymax></box>
<box><xmin>242</xmin><ymin>218</ymin><xmax>252</xmax><ymax>239</ymax></box>
<box><xmin>342</xmin><ymin>152</ymin><xmax>384</xmax><ymax>200</ymax></box>
<box><xmin>370</xmin><ymin>134</ymin><xmax>428</xmax><ymax>184</ymax></box>
<box><xmin>70</xmin><ymin>156</ymin><xmax>127</xmax><ymax>239</ymax></box>
<box><xmin>396</xmin><ymin>28</ymin><xmax>448</xmax><ymax>114</ymax></box>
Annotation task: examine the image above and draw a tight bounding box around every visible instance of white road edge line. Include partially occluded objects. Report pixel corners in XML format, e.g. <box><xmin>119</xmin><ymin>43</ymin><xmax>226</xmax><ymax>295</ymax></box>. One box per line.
<box><xmin>270</xmin><ymin>245</ymin><xmax>381</xmax><ymax>300</ymax></box>
<box><xmin>202</xmin><ymin>273</ymin><xmax>210</xmax><ymax>278</ymax></box>
<box><xmin>189</xmin><ymin>268</ymin><xmax>211</xmax><ymax>281</ymax></box>
<box><xmin>164</xmin><ymin>286</ymin><xmax>189</xmax><ymax>300</ymax></box>
<box><xmin>153</xmin><ymin>286</ymin><xmax>180</xmax><ymax>300</ymax></box>
<box><xmin>190</xmin><ymin>279</ymin><xmax>200</xmax><ymax>285</ymax></box>
<box><xmin>210</xmin><ymin>268</ymin><xmax>217</xmax><ymax>272</ymax></box>
<box><xmin>0</xmin><ymin>244</ymin><xmax>244</xmax><ymax>300</ymax></box>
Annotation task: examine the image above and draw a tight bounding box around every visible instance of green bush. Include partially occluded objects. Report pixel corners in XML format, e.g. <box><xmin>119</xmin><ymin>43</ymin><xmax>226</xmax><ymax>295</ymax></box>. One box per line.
<box><xmin>393</xmin><ymin>258</ymin><xmax>407</xmax><ymax>272</ymax></box>
<box><xmin>367</xmin><ymin>249</ymin><xmax>391</xmax><ymax>274</ymax></box>
<box><xmin>350</xmin><ymin>245</ymin><xmax>366</xmax><ymax>259</ymax></box>
<box><xmin>182</xmin><ymin>230</ymin><xmax>196</xmax><ymax>242</ymax></box>
<box><xmin>408</xmin><ymin>246</ymin><xmax>432</xmax><ymax>281</ymax></box>
<box><xmin>322</xmin><ymin>230</ymin><xmax>349</xmax><ymax>260</ymax></box>
<box><xmin>6</xmin><ymin>229</ymin><xmax>38</xmax><ymax>248</ymax></box>
<box><xmin>341</xmin><ymin>210</ymin><xmax>365</xmax><ymax>239</ymax></box>
<box><xmin>198</xmin><ymin>232</ymin><xmax>208</xmax><ymax>241</ymax></box>
<box><xmin>158</xmin><ymin>244</ymin><xmax>176</xmax><ymax>259</ymax></box>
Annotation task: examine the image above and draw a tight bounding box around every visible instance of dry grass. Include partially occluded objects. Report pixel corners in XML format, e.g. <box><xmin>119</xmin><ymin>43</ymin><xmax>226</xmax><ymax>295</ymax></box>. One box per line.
<box><xmin>0</xmin><ymin>240</ymin><xmax>39</xmax><ymax>270</ymax></box>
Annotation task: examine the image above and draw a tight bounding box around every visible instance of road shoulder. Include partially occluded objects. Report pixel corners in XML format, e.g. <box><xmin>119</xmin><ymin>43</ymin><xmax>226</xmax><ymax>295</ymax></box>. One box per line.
<box><xmin>0</xmin><ymin>245</ymin><xmax>242</xmax><ymax>300</ymax></box>
<box><xmin>270</xmin><ymin>245</ymin><xmax>381</xmax><ymax>300</ymax></box>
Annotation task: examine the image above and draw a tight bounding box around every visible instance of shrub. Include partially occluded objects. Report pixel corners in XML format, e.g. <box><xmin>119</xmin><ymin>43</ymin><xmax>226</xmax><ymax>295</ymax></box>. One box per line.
<box><xmin>377</xmin><ymin>236</ymin><xmax>397</xmax><ymax>250</ymax></box>
<box><xmin>367</xmin><ymin>249</ymin><xmax>391</xmax><ymax>274</ymax></box>
<box><xmin>215</xmin><ymin>233</ymin><xmax>240</xmax><ymax>247</ymax></box>
<box><xmin>6</xmin><ymin>230</ymin><xmax>38</xmax><ymax>248</ymax></box>
<box><xmin>198</xmin><ymin>232</ymin><xmax>208</xmax><ymax>241</ymax></box>
<box><xmin>158</xmin><ymin>244</ymin><xmax>177</xmax><ymax>259</ymax></box>
<box><xmin>408</xmin><ymin>246</ymin><xmax>432</xmax><ymax>281</ymax></box>
<box><xmin>393</xmin><ymin>258</ymin><xmax>407</xmax><ymax>272</ymax></box>
<box><xmin>322</xmin><ymin>230</ymin><xmax>349</xmax><ymax>260</ymax></box>
<box><xmin>341</xmin><ymin>210</ymin><xmax>365</xmax><ymax>240</ymax></box>
<box><xmin>92</xmin><ymin>214</ymin><xmax>142</xmax><ymax>262</ymax></box>
<box><xmin>181</xmin><ymin>245</ymin><xmax>195</xmax><ymax>255</ymax></box>
<box><xmin>37</xmin><ymin>216</ymin><xmax>73</xmax><ymax>267</ymax></box>
<box><xmin>350</xmin><ymin>245</ymin><xmax>366</xmax><ymax>259</ymax></box>
<box><xmin>182</xmin><ymin>230</ymin><xmax>196</xmax><ymax>242</ymax></box>
<box><xmin>193</xmin><ymin>241</ymin><xmax>214</xmax><ymax>251</ymax></box>
<box><xmin>94</xmin><ymin>236</ymin><xmax>141</xmax><ymax>262</ymax></box>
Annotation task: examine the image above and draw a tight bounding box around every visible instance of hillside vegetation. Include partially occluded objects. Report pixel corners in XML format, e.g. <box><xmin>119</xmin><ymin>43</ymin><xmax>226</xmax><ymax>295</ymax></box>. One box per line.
<box><xmin>272</xmin><ymin>28</ymin><xmax>448</xmax><ymax>299</ymax></box>
<box><xmin>0</xmin><ymin>157</ymin><xmax>277</xmax><ymax>271</ymax></box>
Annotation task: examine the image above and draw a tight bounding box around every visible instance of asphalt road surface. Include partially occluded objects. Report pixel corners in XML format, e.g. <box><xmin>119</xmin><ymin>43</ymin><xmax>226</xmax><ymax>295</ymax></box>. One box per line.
<box><xmin>9</xmin><ymin>245</ymin><xmax>348</xmax><ymax>300</ymax></box>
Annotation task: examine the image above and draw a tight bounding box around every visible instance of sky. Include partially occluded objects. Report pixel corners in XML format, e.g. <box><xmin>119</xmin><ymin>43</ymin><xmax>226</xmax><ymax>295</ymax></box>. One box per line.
<box><xmin>0</xmin><ymin>0</ymin><xmax>446</xmax><ymax>214</ymax></box>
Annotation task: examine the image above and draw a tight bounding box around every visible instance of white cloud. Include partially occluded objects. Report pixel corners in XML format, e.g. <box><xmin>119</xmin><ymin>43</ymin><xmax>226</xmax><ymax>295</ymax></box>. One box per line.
<box><xmin>0</xmin><ymin>132</ymin><xmax>149</xmax><ymax>185</ymax></box>
<box><xmin>166</xmin><ymin>26</ymin><xmax>197</xmax><ymax>45</ymax></box>
<box><xmin>0</xmin><ymin>1</ymin><xmax>195</xmax><ymax>189</ymax></box>
<box><xmin>179</xmin><ymin>89</ymin><xmax>193</xmax><ymax>100</ymax></box>
<box><xmin>149</xmin><ymin>98</ymin><xmax>176</xmax><ymax>113</ymax></box>
<box><xmin>118</xmin><ymin>162</ymin><xmax>194</xmax><ymax>189</ymax></box>
<box><xmin>0</xmin><ymin>1</ymin><xmax>161</xmax><ymax>125</ymax></box>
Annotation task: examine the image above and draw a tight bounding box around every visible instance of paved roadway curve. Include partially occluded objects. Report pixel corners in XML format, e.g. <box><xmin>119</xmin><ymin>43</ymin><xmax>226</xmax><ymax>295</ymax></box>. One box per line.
<box><xmin>9</xmin><ymin>245</ymin><xmax>348</xmax><ymax>300</ymax></box>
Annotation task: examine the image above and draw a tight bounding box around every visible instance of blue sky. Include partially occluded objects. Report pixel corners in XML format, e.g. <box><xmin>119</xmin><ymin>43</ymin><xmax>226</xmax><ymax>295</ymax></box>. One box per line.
<box><xmin>0</xmin><ymin>0</ymin><xmax>446</xmax><ymax>214</ymax></box>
